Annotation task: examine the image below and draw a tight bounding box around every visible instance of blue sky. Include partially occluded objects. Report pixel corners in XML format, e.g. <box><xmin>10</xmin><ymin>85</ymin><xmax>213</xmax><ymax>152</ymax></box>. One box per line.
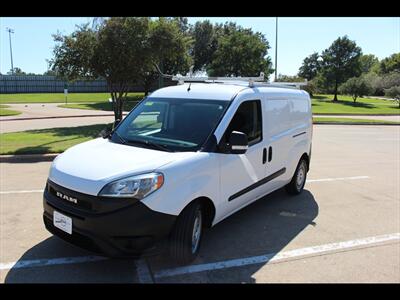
<box><xmin>1</xmin><ymin>17</ymin><xmax>399</xmax><ymax>77</ymax></box>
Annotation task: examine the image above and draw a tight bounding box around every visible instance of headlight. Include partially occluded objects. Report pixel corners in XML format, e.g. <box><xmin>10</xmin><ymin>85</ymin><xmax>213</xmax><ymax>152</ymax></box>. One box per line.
<box><xmin>99</xmin><ymin>172</ymin><xmax>164</xmax><ymax>199</ymax></box>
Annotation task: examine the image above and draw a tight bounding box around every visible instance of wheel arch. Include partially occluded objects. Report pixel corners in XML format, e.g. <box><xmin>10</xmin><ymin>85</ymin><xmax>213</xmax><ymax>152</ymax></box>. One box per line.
<box><xmin>300</xmin><ymin>152</ymin><xmax>310</xmax><ymax>171</ymax></box>
<box><xmin>178</xmin><ymin>196</ymin><xmax>216</xmax><ymax>228</ymax></box>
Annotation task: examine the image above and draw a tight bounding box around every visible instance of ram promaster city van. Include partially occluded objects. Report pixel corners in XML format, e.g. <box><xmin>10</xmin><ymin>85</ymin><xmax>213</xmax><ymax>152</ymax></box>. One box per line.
<box><xmin>43</xmin><ymin>73</ymin><xmax>312</xmax><ymax>264</ymax></box>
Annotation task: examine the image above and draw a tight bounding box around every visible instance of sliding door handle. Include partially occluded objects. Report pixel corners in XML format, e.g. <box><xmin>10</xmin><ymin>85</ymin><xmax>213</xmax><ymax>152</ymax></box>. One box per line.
<box><xmin>262</xmin><ymin>148</ymin><xmax>267</xmax><ymax>164</ymax></box>
<box><xmin>268</xmin><ymin>146</ymin><xmax>272</xmax><ymax>162</ymax></box>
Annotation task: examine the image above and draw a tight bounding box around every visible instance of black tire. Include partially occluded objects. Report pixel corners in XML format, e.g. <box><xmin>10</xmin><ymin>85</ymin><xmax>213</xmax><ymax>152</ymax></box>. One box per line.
<box><xmin>285</xmin><ymin>158</ymin><xmax>308</xmax><ymax>195</ymax></box>
<box><xmin>169</xmin><ymin>201</ymin><xmax>203</xmax><ymax>265</ymax></box>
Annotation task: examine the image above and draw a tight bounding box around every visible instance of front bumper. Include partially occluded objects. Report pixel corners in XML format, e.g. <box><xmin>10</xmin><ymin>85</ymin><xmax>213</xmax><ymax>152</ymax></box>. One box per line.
<box><xmin>43</xmin><ymin>180</ymin><xmax>177</xmax><ymax>257</ymax></box>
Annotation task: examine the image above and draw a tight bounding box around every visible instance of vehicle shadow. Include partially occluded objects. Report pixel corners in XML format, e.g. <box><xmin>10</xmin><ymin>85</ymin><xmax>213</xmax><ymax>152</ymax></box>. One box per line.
<box><xmin>149</xmin><ymin>188</ymin><xmax>319</xmax><ymax>283</ymax></box>
<box><xmin>4</xmin><ymin>236</ymin><xmax>138</xmax><ymax>283</ymax></box>
<box><xmin>4</xmin><ymin>188</ymin><xmax>318</xmax><ymax>283</ymax></box>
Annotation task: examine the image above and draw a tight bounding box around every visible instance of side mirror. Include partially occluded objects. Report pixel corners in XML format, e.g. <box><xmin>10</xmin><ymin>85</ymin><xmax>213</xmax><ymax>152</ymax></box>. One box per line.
<box><xmin>229</xmin><ymin>131</ymin><xmax>248</xmax><ymax>154</ymax></box>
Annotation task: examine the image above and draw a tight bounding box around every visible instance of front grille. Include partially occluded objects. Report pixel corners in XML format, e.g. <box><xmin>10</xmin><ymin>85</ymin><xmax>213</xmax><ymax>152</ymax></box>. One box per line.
<box><xmin>47</xmin><ymin>180</ymin><xmax>93</xmax><ymax>211</ymax></box>
<box><xmin>46</xmin><ymin>179</ymin><xmax>139</xmax><ymax>216</ymax></box>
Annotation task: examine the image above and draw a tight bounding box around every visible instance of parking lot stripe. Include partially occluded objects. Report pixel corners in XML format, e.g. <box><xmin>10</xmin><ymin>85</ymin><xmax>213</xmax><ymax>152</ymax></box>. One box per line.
<box><xmin>135</xmin><ymin>259</ymin><xmax>154</xmax><ymax>283</ymax></box>
<box><xmin>306</xmin><ymin>176</ymin><xmax>370</xmax><ymax>183</ymax></box>
<box><xmin>0</xmin><ymin>190</ymin><xmax>43</xmax><ymax>194</ymax></box>
<box><xmin>153</xmin><ymin>232</ymin><xmax>400</xmax><ymax>279</ymax></box>
<box><xmin>0</xmin><ymin>255</ymin><xmax>108</xmax><ymax>270</ymax></box>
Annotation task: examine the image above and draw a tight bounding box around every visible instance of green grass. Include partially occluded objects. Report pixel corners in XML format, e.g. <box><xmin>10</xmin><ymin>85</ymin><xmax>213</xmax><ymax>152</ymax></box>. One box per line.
<box><xmin>0</xmin><ymin>105</ymin><xmax>21</xmax><ymax>116</ymax></box>
<box><xmin>313</xmin><ymin>117</ymin><xmax>400</xmax><ymax>125</ymax></box>
<box><xmin>0</xmin><ymin>124</ymin><xmax>110</xmax><ymax>155</ymax></box>
<box><xmin>59</xmin><ymin>99</ymin><xmax>141</xmax><ymax>112</ymax></box>
<box><xmin>0</xmin><ymin>93</ymin><xmax>145</xmax><ymax>104</ymax></box>
<box><xmin>312</xmin><ymin>94</ymin><xmax>400</xmax><ymax>115</ymax></box>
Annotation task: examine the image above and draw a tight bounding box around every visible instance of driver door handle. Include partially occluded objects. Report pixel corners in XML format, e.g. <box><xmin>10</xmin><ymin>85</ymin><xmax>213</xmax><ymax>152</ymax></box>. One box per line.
<box><xmin>262</xmin><ymin>148</ymin><xmax>267</xmax><ymax>164</ymax></box>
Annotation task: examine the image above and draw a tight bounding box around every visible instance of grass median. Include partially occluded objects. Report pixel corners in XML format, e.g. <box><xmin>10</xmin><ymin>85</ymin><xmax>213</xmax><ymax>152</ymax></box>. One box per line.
<box><xmin>0</xmin><ymin>105</ymin><xmax>21</xmax><ymax>116</ymax></box>
<box><xmin>0</xmin><ymin>124</ymin><xmax>110</xmax><ymax>155</ymax></box>
<box><xmin>0</xmin><ymin>92</ymin><xmax>144</xmax><ymax>104</ymax></box>
<box><xmin>2</xmin><ymin>92</ymin><xmax>399</xmax><ymax>115</ymax></box>
<box><xmin>313</xmin><ymin>117</ymin><xmax>400</xmax><ymax>125</ymax></box>
<box><xmin>311</xmin><ymin>94</ymin><xmax>400</xmax><ymax>115</ymax></box>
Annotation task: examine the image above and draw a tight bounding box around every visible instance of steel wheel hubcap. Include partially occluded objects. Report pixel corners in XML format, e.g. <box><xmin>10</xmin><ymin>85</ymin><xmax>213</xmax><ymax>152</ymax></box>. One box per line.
<box><xmin>191</xmin><ymin>210</ymin><xmax>202</xmax><ymax>254</ymax></box>
<box><xmin>296</xmin><ymin>163</ymin><xmax>306</xmax><ymax>189</ymax></box>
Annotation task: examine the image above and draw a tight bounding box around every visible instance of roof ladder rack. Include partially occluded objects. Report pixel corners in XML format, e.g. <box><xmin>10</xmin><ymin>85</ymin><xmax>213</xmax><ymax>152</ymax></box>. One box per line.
<box><xmin>172</xmin><ymin>72</ymin><xmax>266</xmax><ymax>87</ymax></box>
<box><xmin>254</xmin><ymin>80</ymin><xmax>308</xmax><ymax>89</ymax></box>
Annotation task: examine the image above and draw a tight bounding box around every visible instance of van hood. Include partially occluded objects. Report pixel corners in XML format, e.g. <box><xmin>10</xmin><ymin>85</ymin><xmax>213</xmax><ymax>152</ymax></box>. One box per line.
<box><xmin>49</xmin><ymin>138</ymin><xmax>194</xmax><ymax>195</ymax></box>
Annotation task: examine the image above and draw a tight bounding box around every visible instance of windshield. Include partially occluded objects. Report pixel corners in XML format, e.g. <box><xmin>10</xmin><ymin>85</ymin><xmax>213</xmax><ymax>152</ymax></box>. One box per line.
<box><xmin>112</xmin><ymin>97</ymin><xmax>229</xmax><ymax>152</ymax></box>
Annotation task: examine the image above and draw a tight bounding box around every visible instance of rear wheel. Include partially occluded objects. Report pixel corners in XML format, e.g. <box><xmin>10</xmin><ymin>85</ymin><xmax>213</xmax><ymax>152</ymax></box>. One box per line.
<box><xmin>285</xmin><ymin>158</ymin><xmax>308</xmax><ymax>195</ymax></box>
<box><xmin>169</xmin><ymin>201</ymin><xmax>203</xmax><ymax>264</ymax></box>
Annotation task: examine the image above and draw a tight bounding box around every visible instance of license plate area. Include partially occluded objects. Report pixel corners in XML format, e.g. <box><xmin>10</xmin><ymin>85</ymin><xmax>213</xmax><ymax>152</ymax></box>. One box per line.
<box><xmin>53</xmin><ymin>210</ymin><xmax>72</xmax><ymax>234</ymax></box>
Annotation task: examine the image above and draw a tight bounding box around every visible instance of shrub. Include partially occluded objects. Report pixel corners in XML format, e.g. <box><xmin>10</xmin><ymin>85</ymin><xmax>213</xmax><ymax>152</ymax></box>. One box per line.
<box><xmin>384</xmin><ymin>86</ymin><xmax>400</xmax><ymax>108</ymax></box>
<box><xmin>339</xmin><ymin>77</ymin><xmax>373</xmax><ymax>102</ymax></box>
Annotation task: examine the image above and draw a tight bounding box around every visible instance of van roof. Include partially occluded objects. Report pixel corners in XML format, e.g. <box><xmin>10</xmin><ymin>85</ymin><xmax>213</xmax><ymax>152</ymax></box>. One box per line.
<box><xmin>148</xmin><ymin>82</ymin><xmax>308</xmax><ymax>101</ymax></box>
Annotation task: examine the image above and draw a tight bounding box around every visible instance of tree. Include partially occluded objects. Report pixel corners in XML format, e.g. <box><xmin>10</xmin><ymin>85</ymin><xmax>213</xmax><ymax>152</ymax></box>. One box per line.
<box><xmin>384</xmin><ymin>86</ymin><xmax>400</xmax><ymax>108</ymax></box>
<box><xmin>7</xmin><ymin>67</ymin><xmax>26</xmax><ymax>75</ymax></box>
<box><xmin>374</xmin><ymin>72</ymin><xmax>400</xmax><ymax>95</ymax></box>
<box><xmin>298</xmin><ymin>52</ymin><xmax>321</xmax><ymax>80</ymax></box>
<box><xmin>43</xmin><ymin>70</ymin><xmax>58</xmax><ymax>76</ymax></box>
<box><xmin>140</xmin><ymin>18</ymin><xmax>192</xmax><ymax>95</ymax></box>
<box><xmin>319</xmin><ymin>36</ymin><xmax>362</xmax><ymax>102</ymax></box>
<box><xmin>379</xmin><ymin>53</ymin><xmax>400</xmax><ymax>74</ymax></box>
<box><xmin>359</xmin><ymin>54</ymin><xmax>379</xmax><ymax>74</ymax></box>
<box><xmin>206</xmin><ymin>24</ymin><xmax>273</xmax><ymax>78</ymax></box>
<box><xmin>190</xmin><ymin>20</ymin><xmax>218</xmax><ymax>72</ymax></box>
<box><xmin>276</xmin><ymin>74</ymin><xmax>305</xmax><ymax>82</ymax></box>
<box><xmin>50</xmin><ymin>18</ymin><xmax>152</xmax><ymax>121</ymax></box>
<box><xmin>339</xmin><ymin>77</ymin><xmax>372</xmax><ymax>102</ymax></box>
<box><xmin>172</xmin><ymin>17</ymin><xmax>190</xmax><ymax>34</ymax></box>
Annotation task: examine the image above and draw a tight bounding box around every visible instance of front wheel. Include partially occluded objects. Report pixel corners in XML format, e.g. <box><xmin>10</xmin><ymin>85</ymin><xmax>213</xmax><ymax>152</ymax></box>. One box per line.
<box><xmin>169</xmin><ymin>201</ymin><xmax>203</xmax><ymax>265</ymax></box>
<box><xmin>285</xmin><ymin>158</ymin><xmax>308</xmax><ymax>195</ymax></box>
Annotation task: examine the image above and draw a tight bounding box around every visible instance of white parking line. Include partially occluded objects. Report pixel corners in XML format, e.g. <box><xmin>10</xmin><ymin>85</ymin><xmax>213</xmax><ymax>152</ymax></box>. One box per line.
<box><xmin>135</xmin><ymin>259</ymin><xmax>154</xmax><ymax>283</ymax></box>
<box><xmin>306</xmin><ymin>176</ymin><xmax>370</xmax><ymax>183</ymax></box>
<box><xmin>1</xmin><ymin>233</ymin><xmax>398</xmax><ymax>282</ymax></box>
<box><xmin>0</xmin><ymin>255</ymin><xmax>107</xmax><ymax>270</ymax></box>
<box><xmin>0</xmin><ymin>190</ymin><xmax>43</xmax><ymax>194</ymax></box>
<box><xmin>153</xmin><ymin>233</ymin><xmax>400</xmax><ymax>279</ymax></box>
<box><xmin>0</xmin><ymin>176</ymin><xmax>371</xmax><ymax>195</ymax></box>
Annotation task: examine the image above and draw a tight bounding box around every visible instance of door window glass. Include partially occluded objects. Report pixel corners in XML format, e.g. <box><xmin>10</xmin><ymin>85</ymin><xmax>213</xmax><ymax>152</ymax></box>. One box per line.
<box><xmin>225</xmin><ymin>100</ymin><xmax>262</xmax><ymax>145</ymax></box>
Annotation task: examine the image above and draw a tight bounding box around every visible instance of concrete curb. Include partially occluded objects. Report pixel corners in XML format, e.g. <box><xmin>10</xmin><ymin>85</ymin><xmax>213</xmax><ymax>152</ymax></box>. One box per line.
<box><xmin>314</xmin><ymin>113</ymin><xmax>400</xmax><ymax>116</ymax></box>
<box><xmin>0</xmin><ymin>113</ymin><xmax>128</xmax><ymax>122</ymax></box>
<box><xmin>313</xmin><ymin>122</ymin><xmax>400</xmax><ymax>126</ymax></box>
<box><xmin>0</xmin><ymin>153</ymin><xmax>60</xmax><ymax>163</ymax></box>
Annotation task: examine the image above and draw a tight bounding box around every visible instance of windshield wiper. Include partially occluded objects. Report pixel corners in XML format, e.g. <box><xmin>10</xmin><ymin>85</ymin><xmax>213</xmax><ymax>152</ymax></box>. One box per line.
<box><xmin>126</xmin><ymin>139</ymin><xmax>173</xmax><ymax>152</ymax></box>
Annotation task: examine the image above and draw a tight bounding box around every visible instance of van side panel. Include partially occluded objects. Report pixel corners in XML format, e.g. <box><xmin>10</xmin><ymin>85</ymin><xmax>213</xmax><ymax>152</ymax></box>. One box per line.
<box><xmin>263</xmin><ymin>99</ymin><xmax>294</xmax><ymax>188</ymax></box>
<box><xmin>141</xmin><ymin>153</ymin><xmax>220</xmax><ymax>217</ymax></box>
<box><xmin>285</xmin><ymin>96</ymin><xmax>312</xmax><ymax>180</ymax></box>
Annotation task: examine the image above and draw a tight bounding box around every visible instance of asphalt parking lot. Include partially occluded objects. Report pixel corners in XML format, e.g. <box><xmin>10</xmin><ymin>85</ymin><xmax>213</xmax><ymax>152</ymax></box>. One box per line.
<box><xmin>0</xmin><ymin>124</ymin><xmax>399</xmax><ymax>283</ymax></box>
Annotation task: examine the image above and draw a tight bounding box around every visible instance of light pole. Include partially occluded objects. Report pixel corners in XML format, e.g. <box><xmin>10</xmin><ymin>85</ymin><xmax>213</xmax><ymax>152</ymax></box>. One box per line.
<box><xmin>6</xmin><ymin>27</ymin><xmax>14</xmax><ymax>74</ymax></box>
<box><xmin>274</xmin><ymin>17</ymin><xmax>278</xmax><ymax>82</ymax></box>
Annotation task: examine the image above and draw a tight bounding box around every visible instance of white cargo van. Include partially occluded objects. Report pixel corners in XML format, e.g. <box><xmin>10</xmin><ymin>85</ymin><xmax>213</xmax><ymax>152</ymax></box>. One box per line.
<box><xmin>43</xmin><ymin>75</ymin><xmax>312</xmax><ymax>264</ymax></box>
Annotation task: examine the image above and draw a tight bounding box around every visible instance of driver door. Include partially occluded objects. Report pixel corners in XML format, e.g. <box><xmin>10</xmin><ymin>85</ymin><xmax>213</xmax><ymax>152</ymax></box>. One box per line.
<box><xmin>218</xmin><ymin>99</ymin><xmax>269</xmax><ymax>217</ymax></box>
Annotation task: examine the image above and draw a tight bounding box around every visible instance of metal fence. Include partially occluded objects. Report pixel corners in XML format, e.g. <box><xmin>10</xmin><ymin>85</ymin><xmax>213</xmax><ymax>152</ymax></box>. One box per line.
<box><xmin>0</xmin><ymin>75</ymin><xmax>176</xmax><ymax>94</ymax></box>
